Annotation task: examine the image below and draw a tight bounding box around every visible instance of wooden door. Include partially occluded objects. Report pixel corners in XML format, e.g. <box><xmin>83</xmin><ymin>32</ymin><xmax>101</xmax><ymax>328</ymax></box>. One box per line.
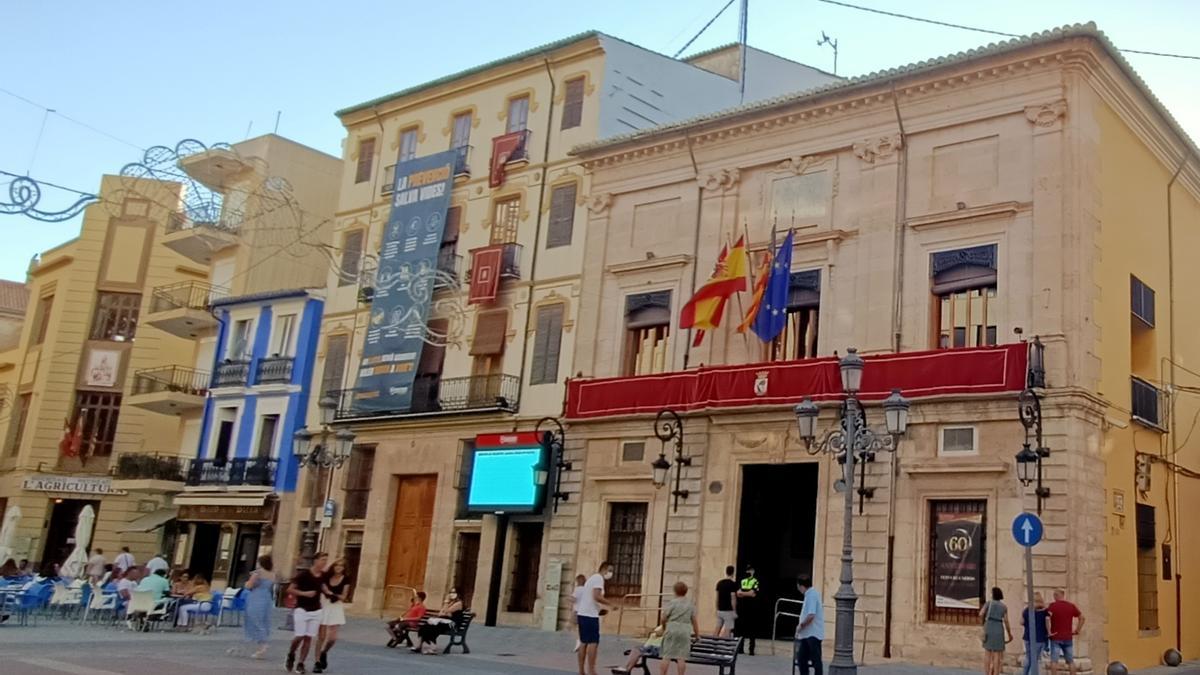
<box><xmin>384</xmin><ymin>475</ymin><xmax>437</xmax><ymax>608</ymax></box>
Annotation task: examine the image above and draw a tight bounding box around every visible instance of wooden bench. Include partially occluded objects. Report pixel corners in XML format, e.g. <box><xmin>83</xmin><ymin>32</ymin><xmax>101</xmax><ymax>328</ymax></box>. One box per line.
<box><xmin>636</xmin><ymin>635</ymin><xmax>740</xmax><ymax>675</ymax></box>
<box><xmin>386</xmin><ymin>610</ymin><xmax>474</xmax><ymax>655</ymax></box>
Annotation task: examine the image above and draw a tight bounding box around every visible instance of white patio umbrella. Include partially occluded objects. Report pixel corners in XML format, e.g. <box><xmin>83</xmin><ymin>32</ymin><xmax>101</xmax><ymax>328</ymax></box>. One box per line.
<box><xmin>0</xmin><ymin>504</ymin><xmax>21</xmax><ymax>564</ymax></box>
<box><xmin>59</xmin><ymin>504</ymin><xmax>95</xmax><ymax>579</ymax></box>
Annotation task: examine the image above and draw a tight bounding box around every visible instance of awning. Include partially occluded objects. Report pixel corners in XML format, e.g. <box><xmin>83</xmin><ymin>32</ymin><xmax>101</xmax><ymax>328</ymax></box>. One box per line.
<box><xmin>115</xmin><ymin>507</ymin><xmax>178</xmax><ymax>533</ymax></box>
<box><xmin>173</xmin><ymin>493</ymin><xmax>268</xmax><ymax>507</ymax></box>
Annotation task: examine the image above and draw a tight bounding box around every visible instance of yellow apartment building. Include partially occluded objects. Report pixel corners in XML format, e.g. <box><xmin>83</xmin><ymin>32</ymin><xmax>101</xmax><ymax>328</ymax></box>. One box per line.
<box><xmin>116</xmin><ymin>135</ymin><xmax>339</xmax><ymax>586</ymax></box>
<box><xmin>0</xmin><ymin>175</ymin><xmax>206</xmax><ymax>567</ymax></box>
<box><xmin>299</xmin><ymin>31</ymin><xmax>839</xmax><ymax>627</ymax></box>
<box><xmin>558</xmin><ymin>24</ymin><xmax>1200</xmax><ymax>671</ymax></box>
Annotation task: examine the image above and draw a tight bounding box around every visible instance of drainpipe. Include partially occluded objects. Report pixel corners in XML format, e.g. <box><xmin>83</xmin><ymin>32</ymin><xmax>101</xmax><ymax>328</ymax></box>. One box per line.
<box><xmin>882</xmin><ymin>82</ymin><xmax>907</xmax><ymax>660</ymax></box>
<box><xmin>1166</xmin><ymin>149</ymin><xmax>1192</xmax><ymax>652</ymax></box>
<box><xmin>513</xmin><ymin>55</ymin><xmax>557</xmax><ymax>415</ymax></box>
<box><xmin>682</xmin><ymin>130</ymin><xmax>702</xmax><ymax>369</ymax></box>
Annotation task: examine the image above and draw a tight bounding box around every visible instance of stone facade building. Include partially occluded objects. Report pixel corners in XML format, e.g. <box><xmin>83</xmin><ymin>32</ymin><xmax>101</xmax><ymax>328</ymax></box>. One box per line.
<box><xmin>554</xmin><ymin>25</ymin><xmax>1200</xmax><ymax>671</ymax></box>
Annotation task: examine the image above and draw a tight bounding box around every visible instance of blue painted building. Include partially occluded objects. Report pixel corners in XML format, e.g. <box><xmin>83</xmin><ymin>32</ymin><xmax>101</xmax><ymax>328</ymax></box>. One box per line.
<box><xmin>175</xmin><ymin>288</ymin><xmax>323</xmax><ymax>584</ymax></box>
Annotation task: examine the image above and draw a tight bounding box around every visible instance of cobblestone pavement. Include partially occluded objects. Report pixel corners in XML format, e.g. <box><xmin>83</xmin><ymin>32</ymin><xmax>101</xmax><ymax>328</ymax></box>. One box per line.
<box><xmin>0</xmin><ymin>610</ymin><xmax>1191</xmax><ymax>674</ymax></box>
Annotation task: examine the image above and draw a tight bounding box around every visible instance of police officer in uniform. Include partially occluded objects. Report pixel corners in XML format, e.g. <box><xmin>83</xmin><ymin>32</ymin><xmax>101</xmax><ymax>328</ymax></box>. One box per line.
<box><xmin>735</xmin><ymin>564</ymin><xmax>761</xmax><ymax>655</ymax></box>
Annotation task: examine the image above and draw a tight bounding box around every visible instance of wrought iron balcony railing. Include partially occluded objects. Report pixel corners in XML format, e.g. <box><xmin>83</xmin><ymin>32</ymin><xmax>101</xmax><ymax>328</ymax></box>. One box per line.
<box><xmin>132</xmin><ymin>365</ymin><xmax>210</xmax><ymax>396</ymax></box>
<box><xmin>466</xmin><ymin>242</ymin><xmax>522</xmax><ymax>284</ymax></box>
<box><xmin>112</xmin><ymin>453</ymin><xmax>189</xmax><ymax>482</ymax></box>
<box><xmin>436</xmin><ymin>246</ymin><xmax>462</xmax><ymax>287</ymax></box>
<box><xmin>150</xmin><ymin>280</ymin><xmax>228</xmax><ymax>314</ymax></box>
<box><xmin>453</xmin><ymin>144</ymin><xmax>471</xmax><ymax>176</ymax></box>
<box><xmin>503</xmin><ymin>130</ymin><xmax>531</xmax><ymax>164</ymax></box>
<box><xmin>255</xmin><ymin>356</ymin><xmax>294</xmax><ymax>385</ymax></box>
<box><xmin>165</xmin><ymin>211</ymin><xmax>241</xmax><ymax>236</ymax></box>
<box><xmin>186</xmin><ymin>457</ymin><xmax>278</xmax><ymax>487</ymax></box>
<box><xmin>330</xmin><ymin>373</ymin><xmax>520</xmax><ymax>420</ymax></box>
<box><xmin>212</xmin><ymin>359</ymin><xmax>251</xmax><ymax>387</ymax></box>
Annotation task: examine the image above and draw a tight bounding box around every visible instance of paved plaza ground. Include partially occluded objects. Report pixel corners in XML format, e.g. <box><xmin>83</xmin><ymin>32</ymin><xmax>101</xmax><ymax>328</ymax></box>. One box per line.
<box><xmin>0</xmin><ymin>610</ymin><xmax>1196</xmax><ymax>674</ymax></box>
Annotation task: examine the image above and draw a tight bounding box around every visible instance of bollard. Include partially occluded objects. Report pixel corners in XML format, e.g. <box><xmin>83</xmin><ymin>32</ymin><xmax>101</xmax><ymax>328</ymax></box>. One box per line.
<box><xmin>1106</xmin><ymin>662</ymin><xmax>1129</xmax><ymax>675</ymax></box>
<box><xmin>1164</xmin><ymin>648</ymin><xmax>1183</xmax><ymax>666</ymax></box>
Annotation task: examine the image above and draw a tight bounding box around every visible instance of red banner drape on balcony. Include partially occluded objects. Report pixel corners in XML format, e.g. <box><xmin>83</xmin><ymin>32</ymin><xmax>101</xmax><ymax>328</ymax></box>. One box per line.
<box><xmin>489</xmin><ymin>132</ymin><xmax>525</xmax><ymax>188</ymax></box>
<box><xmin>565</xmin><ymin>343</ymin><xmax>1027</xmax><ymax>419</ymax></box>
<box><xmin>469</xmin><ymin>245</ymin><xmax>505</xmax><ymax>304</ymax></box>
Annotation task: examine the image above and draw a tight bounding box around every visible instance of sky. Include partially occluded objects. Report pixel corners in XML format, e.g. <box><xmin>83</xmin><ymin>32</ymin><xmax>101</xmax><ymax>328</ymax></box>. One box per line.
<box><xmin>2</xmin><ymin>0</ymin><xmax>1199</xmax><ymax>283</ymax></box>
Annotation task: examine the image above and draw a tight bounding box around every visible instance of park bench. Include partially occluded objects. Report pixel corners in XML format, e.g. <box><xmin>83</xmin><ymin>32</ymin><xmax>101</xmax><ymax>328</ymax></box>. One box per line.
<box><xmin>634</xmin><ymin>635</ymin><xmax>740</xmax><ymax>675</ymax></box>
<box><xmin>386</xmin><ymin>610</ymin><xmax>474</xmax><ymax>654</ymax></box>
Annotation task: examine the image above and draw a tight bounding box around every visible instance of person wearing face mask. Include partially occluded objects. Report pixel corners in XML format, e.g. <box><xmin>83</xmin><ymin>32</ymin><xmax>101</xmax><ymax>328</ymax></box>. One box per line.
<box><xmin>576</xmin><ymin>561</ymin><xmax>617</xmax><ymax>675</ymax></box>
<box><xmin>412</xmin><ymin>588</ymin><xmax>466</xmax><ymax>655</ymax></box>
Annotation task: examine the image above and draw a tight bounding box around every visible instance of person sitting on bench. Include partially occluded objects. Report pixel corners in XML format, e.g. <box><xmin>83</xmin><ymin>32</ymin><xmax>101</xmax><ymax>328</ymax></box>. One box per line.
<box><xmin>411</xmin><ymin>588</ymin><xmax>464</xmax><ymax>655</ymax></box>
<box><xmin>386</xmin><ymin>591</ymin><xmax>427</xmax><ymax>640</ymax></box>
<box><xmin>611</xmin><ymin>624</ymin><xmax>665</xmax><ymax>674</ymax></box>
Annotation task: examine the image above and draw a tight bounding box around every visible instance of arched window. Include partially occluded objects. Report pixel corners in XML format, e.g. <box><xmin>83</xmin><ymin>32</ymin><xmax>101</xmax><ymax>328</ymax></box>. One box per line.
<box><xmin>931</xmin><ymin>245</ymin><xmax>998</xmax><ymax>349</ymax></box>
<box><xmin>623</xmin><ymin>291</ymin><xmax>671</xmax><ymax>376</ymax></box>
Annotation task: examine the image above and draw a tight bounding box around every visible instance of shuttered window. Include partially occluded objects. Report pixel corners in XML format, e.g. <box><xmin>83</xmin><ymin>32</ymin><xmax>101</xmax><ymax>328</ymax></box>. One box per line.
<box><xmin>506</xmin><ymin>96</ymin><xmax>530</xmax><ymax>133</ymax></box>
<box><xmin>469</xmin><ymin>310</ymin><xmax>509</xmax><ymax>356</ymax></box>
<box><xmin>451</xmin><ymin>112</ymin><xmax>472</xmax><ymax>149</ymax></box>
<box><xmin>530</xmin><ymin>305</ymin><xmax>564</xmax><ymax>385</ymax></box>
<box><xmin>339</xmin><ymin>230</ymin><xmax>364</xmax><ymax>287</ymax></box>
<box><xmin>1131</xmin><ymin>275</ymin><xmax>1155</xmax><ymax>327</ymax></box>
<box><xmin>561</xmin><ymin>78</ymin><xmax>585</xmax><ymax>129</ymax></box>
<box><xmin>491</xmin><ymin>197</ymin><xmax>520</xmax><ymax>245</ymax></box>
<box><xmin>399</xmin><ymin>128</ymin><xmax>418</xmax><ymax>162</ymax></box>
<box><xmin>546</xmin><ymin>184</ymin><xmax>576</xmax><ymax>249</ymax></box>
<box><xmin>320</xmin><ymin>334</ymin><xmax>349</xmax><ymax>396</ymax></box>
<box><xmin>343</xmin><ymin>445</ymin><xmax>375</xmax><ymax>520</ymax></box>
<box><xmin>418</xmin><ymin>319</ymin><xmax>448</xmax><ymax>376</ymax></box>
<box><xmin>444</xmin><ymin>206</ymin><xmax>461</xmax><ymax>247</ymax></box>
<box><xmin>355</xmin><ymin>137</ymin><xmax>375</xmax><ymax>184</ymax></box>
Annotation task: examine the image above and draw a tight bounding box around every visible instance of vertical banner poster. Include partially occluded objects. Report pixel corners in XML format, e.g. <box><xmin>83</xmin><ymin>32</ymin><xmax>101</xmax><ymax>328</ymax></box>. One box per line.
<box><xmin>932</xmin><ymin>505</ymin><xmax>985</xmax><ymax>609</ymax></box>
<box><xmin>353</xmin><ymin>150</ymin><xmax>457</xmax><ymax>413</ymax></box>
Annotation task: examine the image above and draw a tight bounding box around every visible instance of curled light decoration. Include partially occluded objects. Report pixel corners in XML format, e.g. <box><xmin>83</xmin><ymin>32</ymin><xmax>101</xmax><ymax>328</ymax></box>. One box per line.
<box><xmin>0</xmin><ymin>172</ymin><xmax>98</xmax><ymax>222</ymax></box>
<box><xmin>113</xmin><ymin>139</ymin><xmax>302</xmax><ymax>237</ymax></box>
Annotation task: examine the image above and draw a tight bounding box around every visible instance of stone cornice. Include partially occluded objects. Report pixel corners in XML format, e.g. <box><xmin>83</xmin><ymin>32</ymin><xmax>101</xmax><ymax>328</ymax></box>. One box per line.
<box><xmin>907</xmin><ymin>201</ymin><xmax>1031</xmax><ymax>231</ymax></box>
<box><xmin>578</xmin><ymin>38</ymin><xmax>1200</xmax><ymax>202</ymax></box>
<box><xmin>605</xmin><ymin>254</ymin><xmax>692</xmax><ymax>276</ymax></box>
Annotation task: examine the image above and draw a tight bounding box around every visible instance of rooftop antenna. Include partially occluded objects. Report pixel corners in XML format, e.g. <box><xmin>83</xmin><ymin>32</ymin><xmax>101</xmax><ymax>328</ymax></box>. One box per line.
<box><xmin>274</xmin><ymin>110</ymin><xmax>282</xmax><ymax>134</ymax></box>
<box><xmin>244</xmin><ymin>120</ymin><xmax>254</xmax><ymax>140</ymax></box>
<box><xmin>738</xmin><ymin>0</ymin><xmax>749</xmax><ymax>102</ymax></box>
<box><xmin>817</xmin><ymin>31</ymin><xmax>839</xmax><ymax>75</ymax></box>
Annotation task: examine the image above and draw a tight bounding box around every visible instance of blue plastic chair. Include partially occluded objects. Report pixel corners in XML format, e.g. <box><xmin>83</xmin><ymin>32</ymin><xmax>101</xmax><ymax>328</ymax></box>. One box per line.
<box><xmin>203</xmin><ymin>596</ymin><xmax>223</xmax><ymax>630</ymax></box>
<box><xmin>16</xmin><ymin>584</ymin><xmax>47</xmax><ymax>626</ymax></box>
<box><xmin>220</xmin><ymin>589</ymin><xmax>245</xmax><ymax>627</ymax></box>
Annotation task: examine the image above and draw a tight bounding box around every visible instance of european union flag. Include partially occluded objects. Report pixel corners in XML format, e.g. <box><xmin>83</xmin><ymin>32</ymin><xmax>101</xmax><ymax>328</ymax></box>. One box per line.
<box><xmin>751</xmin><ymin>229</ymin><xmax>794</xmax><ymax>343</ymax></box>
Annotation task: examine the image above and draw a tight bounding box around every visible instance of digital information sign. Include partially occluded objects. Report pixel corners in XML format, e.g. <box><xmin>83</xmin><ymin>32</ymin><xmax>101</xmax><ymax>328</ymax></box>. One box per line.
<box><xmin>466</xmin><ymin>432</ymin><xmax>547</xmax><ymax>514</ymax></box>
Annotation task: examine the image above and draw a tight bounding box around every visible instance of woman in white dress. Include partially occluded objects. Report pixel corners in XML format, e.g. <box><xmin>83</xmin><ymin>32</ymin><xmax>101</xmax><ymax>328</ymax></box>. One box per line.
<box><xmin>313</xmin><ymin>558</ymin><xmax>351</xmax><ymax>673</ymax></box>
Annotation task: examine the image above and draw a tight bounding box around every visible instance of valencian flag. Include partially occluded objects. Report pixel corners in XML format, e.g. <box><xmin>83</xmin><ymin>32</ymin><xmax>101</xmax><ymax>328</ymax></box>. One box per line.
<box><xmin>679</xmin><ymin>236</ymin><xmax>748</xmax><ymax>345</ymax></box>
<box><xmin>749</xmin><ymin>229</ymin><xmax>794</xmax><ymax>343</ymax></box>
<box><xmin>737</xmin><ymin>248</ymin><xmax>773</xmax><ymax>333</ymax></box>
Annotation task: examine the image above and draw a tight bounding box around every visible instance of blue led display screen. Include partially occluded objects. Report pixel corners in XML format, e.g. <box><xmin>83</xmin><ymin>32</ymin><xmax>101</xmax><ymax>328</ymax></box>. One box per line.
<box><xmin>466</xmin><ymin>446</ymin><xmax>546</xmax><ymax>514</ymax></box>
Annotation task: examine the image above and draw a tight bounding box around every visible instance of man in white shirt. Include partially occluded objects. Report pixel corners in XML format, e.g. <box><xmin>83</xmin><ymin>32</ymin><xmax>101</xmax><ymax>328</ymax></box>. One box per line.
<box><xmin>575</xmin><ymin>561</ymin><xmax>615</xmax><ymax>675</ymax></box>
<box><xmin>114</xmin><ymin>547</ymin><xmax>135</xmax><ymax>574</ymax></box>
<box><xmin>794</xmin><ymin>574</ymin><xmax>825</xmax><ymax>675</ymax></box>
<box><xmin>116</xmin><ymin>567</ymin><xmax>140</xmax><ymax>601</ymax></box>
<box><xmin>145</xmin><ymin>554</ymin><xmax>169</xmax><ymax>575</ymax></box>
<box><xmin>86</xmin><ymin>549</ymin><xmax>107</xmax><ymax>581</ymax></box>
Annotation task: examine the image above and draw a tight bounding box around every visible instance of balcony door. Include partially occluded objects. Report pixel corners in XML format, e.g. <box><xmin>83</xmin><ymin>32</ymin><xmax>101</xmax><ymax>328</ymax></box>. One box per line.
<box><xmin>384</xmin><ymin>474</ymin><xmax>437</xmax><ymax>610</ymax></box>
<box><xmin>255</xmin><ymin>415</ymin><xmax>279</xmax><ymax>459</ymax></box>
<box><xmin>213</xmin><ymin>407</ymin><xmax>236</xmax><ymax>464</ymax></box>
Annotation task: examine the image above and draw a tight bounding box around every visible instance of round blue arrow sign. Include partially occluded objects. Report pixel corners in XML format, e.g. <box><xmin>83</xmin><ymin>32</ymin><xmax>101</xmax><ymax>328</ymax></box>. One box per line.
<box><xmin>1012</xmin><ymin>512</ymin><xmax>1043</xmax><ymax>547</ymax></box>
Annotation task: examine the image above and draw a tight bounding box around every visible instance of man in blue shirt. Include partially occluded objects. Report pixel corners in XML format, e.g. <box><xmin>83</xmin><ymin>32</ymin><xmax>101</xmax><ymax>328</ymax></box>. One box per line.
<box><xmin>794</xmin><ymin>575</ymin><xmax>824</xmax><ymax>675</ymax></box>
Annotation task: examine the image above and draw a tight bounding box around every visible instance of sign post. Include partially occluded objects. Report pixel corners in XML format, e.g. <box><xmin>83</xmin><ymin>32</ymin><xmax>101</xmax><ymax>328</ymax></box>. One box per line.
<box><xmin>1012</xmin><ymin>512</ymin><xmax>1044</xmax><ymax>675</ymax></box>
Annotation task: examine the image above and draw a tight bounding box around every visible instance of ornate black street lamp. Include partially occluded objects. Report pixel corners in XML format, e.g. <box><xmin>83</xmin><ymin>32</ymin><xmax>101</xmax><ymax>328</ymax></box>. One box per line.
<box><xmin>794</xmin><ymin>348</ymin><xmax>910</xmax><ymax>675</ymax></box>
<box><xmin>651</xmin><ymin>409</ymin><xmax>690</xmax><ymax>510</ymax></box>
<box><xmin>536</xmin><ymin>416</ymin><xmax>571</xmax><ymax>513</ymax></box>
<box><xmin>292</xmin><ymin>394</ymin><xmax>355</xmax><ymax>569</ymax></box>
<box><xmin>1016</xmin><ymin>341</ymin><xmax>1051</xmax><ymax>514</ymax></box>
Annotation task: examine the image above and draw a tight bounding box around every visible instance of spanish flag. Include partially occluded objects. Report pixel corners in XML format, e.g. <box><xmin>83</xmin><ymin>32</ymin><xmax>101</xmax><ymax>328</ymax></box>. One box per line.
<box><xmin>737</xmin><ymin>248</ymin><xmax>773</xmax><ymax>333</ymax></box>
<box><xmin>680</xmin><ymin>236</ymin><xmax>749</xmax><ymax>346</ymax></box>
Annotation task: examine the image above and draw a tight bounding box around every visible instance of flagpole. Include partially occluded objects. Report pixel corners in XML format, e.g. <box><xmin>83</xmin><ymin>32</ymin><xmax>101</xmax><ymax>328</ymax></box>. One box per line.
<box><xmin>735</xmin><ymin>222</ymin><xmax>752</xmax><ymax>354</ymax></box>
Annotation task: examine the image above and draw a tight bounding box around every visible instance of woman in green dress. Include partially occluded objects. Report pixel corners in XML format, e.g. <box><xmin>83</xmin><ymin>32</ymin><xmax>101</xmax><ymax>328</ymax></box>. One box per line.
<box><xmin>979</xmin><ymin>586</ymin><xmax>1013</xmax><ymax>675</ymax></box>
<box><xmin>659</xmin><ymin>580</ymin><xmax>700</xmax><ymax>675</ymax></box>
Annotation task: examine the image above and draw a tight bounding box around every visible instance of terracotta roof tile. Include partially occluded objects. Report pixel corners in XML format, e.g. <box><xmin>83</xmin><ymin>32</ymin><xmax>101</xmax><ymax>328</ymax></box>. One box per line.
<box><xmin>0</xmin><ymin>280</ymin><xmax>29</xmax><ymax>315</ymax></box>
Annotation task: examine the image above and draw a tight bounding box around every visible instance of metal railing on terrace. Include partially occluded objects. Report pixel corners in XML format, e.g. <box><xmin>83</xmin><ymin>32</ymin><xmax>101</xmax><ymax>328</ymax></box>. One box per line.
<box><xmin>212</xmin><ymin>359</ymin><xmax>251</xmax><ymax>387</ymax></box>
<box><xmin>165</xmin><ymin>211</ymin><xmax>241</xmax><ymax>235</ymax></box>
<box><xmin>132</xmin><ymin>365</ymin><xmax>210</xmax><ymax>396</ymax></box>
<box><xmin>330</xmin><ymin>373</ymin><xmax>521</xmax><ymax>420</ymax></box>
<box><xmin>112</xmin><ymin>453</ymin><xmax>189</xmax><ymax>482</ymax></box>
<box><xmin>150</xmin><ymin>280</ymin><xmax>228</xmax><ymax>313</ymax></box>
<box><xmin>187</xmin><ymin>457</ymin><xmax>278</xmax><ymax>487</ymax></box>
<box><xmin>255</xmin><ymin>356</ymin><xmax>294</xmax><ymax>385</ymax></box>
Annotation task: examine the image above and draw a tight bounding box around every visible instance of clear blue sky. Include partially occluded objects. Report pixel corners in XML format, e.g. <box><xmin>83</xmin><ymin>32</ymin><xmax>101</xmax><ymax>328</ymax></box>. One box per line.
<box><xmin>3</xmin><ymin>0</ymin><xmax>1198</xmax><ymax>283</ymax></box>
